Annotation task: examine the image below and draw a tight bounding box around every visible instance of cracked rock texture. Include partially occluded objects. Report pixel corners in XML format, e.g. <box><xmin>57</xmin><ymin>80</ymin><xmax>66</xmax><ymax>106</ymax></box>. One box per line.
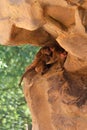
<box><xmin>0</xmin><ymin>0</ymin><xmax>87</xmax><ymax>130</ymax></box>
<box><xmin>23</xmin><ymin>59</ymin><xmax>87</xmax><ymax>130</ymax></box>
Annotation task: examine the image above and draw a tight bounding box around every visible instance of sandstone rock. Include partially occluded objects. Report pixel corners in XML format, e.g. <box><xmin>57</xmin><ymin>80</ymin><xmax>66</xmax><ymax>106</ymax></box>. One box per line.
<box><xmin>0</xmin><ymin>0</ymin><xmax>87</xmax><ymax>130</ymax></box>
<box><xmin>23</xmin><ymin>56</ymin><xmax>87</xmax><ymax>130</ymax></box>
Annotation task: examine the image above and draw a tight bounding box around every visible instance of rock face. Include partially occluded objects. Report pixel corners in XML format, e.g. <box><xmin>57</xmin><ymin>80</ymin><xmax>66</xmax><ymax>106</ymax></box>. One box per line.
<box><xmin>0</xmin><ymin>0</ymin><xmax>87</xmax><ymax>130</ymax></box>
<box><xmin>23</xmin><ymin>57</ymin><xmax>87</xmax><ymax>130</ymax></box>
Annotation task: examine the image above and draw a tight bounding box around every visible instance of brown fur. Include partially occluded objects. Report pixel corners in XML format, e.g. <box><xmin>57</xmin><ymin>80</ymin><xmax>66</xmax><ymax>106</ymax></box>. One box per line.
<box><xmin>19</xmin><ymin>46</ymin><xmax>52</xmax><ymax>86</ymax></box>
<box><xmin>19</xmin><ymin>43</ymin><xmax>67</xmax><ymax>86</ymax></box>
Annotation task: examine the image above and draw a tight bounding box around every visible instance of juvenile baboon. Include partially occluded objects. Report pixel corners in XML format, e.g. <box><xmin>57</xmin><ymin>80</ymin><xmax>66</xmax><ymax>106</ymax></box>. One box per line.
<box><xmin>19</xmin><ymin>44</ymin><xmax>67</xmax><ymax>86</ymax></box>
<box><xmin>19</xmin><ymin>46</ymin><xmax>52</xmax><ymax>85</ymax></box>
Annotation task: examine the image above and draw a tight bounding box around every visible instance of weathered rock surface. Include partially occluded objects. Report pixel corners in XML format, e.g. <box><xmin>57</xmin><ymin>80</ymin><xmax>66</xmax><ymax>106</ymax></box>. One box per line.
<box><xmin>0</xmin><ymin>0</ymin><xmax>87</xmax><ymax>59</ymax></box>
<box><xmin>0</xmin><ymin>0</ymin><xmax>87</xmax><ymax>130</ymax></box>
<box><xmin>0</xmin><ymin>1</ymin><xmax>87</xmax><ymax>53</ymax></box>
<box><xmin>23</xmin><ymin>57</ymin><xmax>87</xmax><ymax>130</ymax></box>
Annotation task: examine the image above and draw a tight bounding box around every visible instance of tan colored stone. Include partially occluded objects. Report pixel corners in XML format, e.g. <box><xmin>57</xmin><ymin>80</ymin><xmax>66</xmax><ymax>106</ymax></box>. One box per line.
<box><xmin>0</xmin><ymin>1</ymin><xmax>87</xmax><ymax>130</ymax></box>
<box><xmin>23</xmin><ymin>56</ymin><xmax>87</xmax><ymax>130</ymax></box>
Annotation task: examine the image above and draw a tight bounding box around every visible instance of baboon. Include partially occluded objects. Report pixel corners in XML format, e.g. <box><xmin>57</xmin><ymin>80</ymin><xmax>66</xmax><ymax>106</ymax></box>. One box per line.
<box><xmin>19</xmin><ymin>46</ymin><xmax>52</xmax><ymax>86</ymax></box>
<box><xmin>19</xmin><ymin>44</ymin><xmax>67</xmax><ymax>86</ymax></box>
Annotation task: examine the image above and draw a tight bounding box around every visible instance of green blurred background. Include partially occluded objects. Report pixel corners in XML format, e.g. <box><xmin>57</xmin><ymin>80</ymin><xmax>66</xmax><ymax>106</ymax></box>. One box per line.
<box><xmin>0</xmin><ymin>45</ymin><xmax>39</xmax><ymax>130</ymax></box>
